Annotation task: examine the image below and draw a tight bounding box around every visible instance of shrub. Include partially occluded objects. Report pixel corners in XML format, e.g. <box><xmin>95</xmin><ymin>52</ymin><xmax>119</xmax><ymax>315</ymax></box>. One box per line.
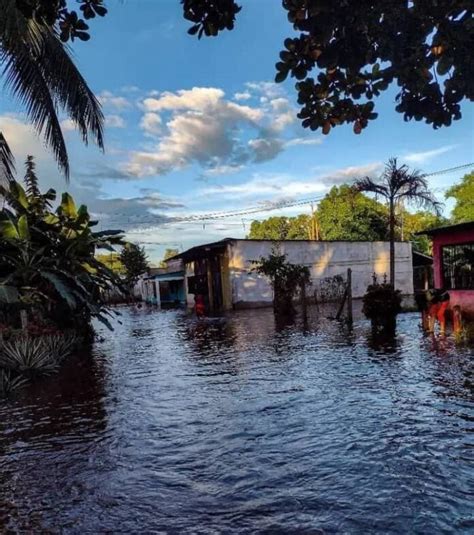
<box><xmin>0</xmin><ymin>369</ymin><xmax>28</xmax><ymax>397</ymax></box>
<box><xmin>363</xmin><ymin>274</ymin><xmax>402</xmax><ymax>325</ymax></box>
<box><xmin>0</xmin><ymin>332</ymin><xmax>78</xmax><ymax>375</ymax></box>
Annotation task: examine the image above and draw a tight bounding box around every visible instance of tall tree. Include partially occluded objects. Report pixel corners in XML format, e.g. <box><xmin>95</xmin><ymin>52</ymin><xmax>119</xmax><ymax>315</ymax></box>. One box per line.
<box><xmin>0</xmin><ymin>0</ymin><xmax>105</xmax><ymax>178</ymax></box>
<box><xmin>248</xmin><ymin>217</ymin><xmax>291</xmax><ymax>240</ymax></box>
<box><xmin>397</xmin><ymin>210</ymin><xmax>447</xmax><ymax>255</ymax></box>
<box><xmin>160</xmin><ymin>248</ymin><xmax>180</xmax><ymax>268</ymax></box>
<box><xmin>120</xmin><ymin>243</ymin><xmax>149</xmax><ymax>289</ymax></box>
<box><xmin>318</xmin><ymin>185</ymin><xmax>388</xmax><ymax>241</ymax></box>
<box><xmin>355</xmin><ymin>158</ymin><xmax>441</xmax><ymax>287</ymax></box>
<box><xmin>445</xmin><ymin>172</ymin><xmax>474</xmax><ymax>223</ymax></box>
<box><xmin>248</xmin><ymin>215</ymin><xmax>315</xmax><ymax>240</ymax></box>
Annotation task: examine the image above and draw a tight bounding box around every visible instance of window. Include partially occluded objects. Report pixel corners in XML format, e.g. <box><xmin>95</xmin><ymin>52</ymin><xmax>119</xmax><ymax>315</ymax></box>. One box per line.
<box><xmin>442</xmin><ymin>243</ymin><xmax>474</xmax><ymax>290</ymax></box>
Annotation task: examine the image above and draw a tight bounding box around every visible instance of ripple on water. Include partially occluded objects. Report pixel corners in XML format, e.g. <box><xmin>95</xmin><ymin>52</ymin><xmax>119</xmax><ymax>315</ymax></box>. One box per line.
<box><xmin>0</xmin><ymin>307</ymin><xmax>472</xmax><ymax>533</ymax></box>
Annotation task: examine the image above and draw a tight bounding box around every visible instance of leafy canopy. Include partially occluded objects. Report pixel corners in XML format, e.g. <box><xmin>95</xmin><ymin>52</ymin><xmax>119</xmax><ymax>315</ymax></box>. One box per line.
<box><xmin>0</xmin><ymin>157</ymin><xmax>124</xmax><ymax>330</ymax></box>
<box><xmin>0</xmin><ymin>0</ymin><xmax>105</xmax><ymax>178</ymax></box>
<box><xmin>120</xmin><ymin>243</ymin><xmax>149</xmax><ymax>287</ymax></box>
<box><xmin>253</xmin><ymin>248</ymin><xmax>310</xmax><ymax>315</ymax></box>
<box><xmin>14</xmin><ymin>0</ymin><xmax>473</xmax><ymax>139</ymax></box>
<box><xmin>183</xmin><ymin>0</ymin><xmax>473</xmax><ymax>135</ymax></box>
<box><xmin>445</xmin><ymin>172</ymin><xmax>474</xmax><ymax>223</ymax></box>
<box><xmin>248</xmin><ymin>215</ymin><xmax>312</xmax><ymax>241</ymax></box>
<box><xmin>318</xmin><ymin>185</ymin><xmax>388</xmax><ymax>241</ymax></box>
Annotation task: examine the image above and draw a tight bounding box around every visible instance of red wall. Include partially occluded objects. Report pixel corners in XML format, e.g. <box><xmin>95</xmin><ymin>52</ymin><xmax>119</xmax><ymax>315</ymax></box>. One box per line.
<box><xmin>432</xmin><ymin>228</ymin><xmax>474</xmax><ymax>318</ymax></box>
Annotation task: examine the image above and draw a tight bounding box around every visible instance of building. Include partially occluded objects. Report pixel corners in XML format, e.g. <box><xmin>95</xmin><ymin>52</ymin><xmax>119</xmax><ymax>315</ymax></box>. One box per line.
<box><xmin>418</xmin><ymin>221</ymin><xmax>474</xmax><ymax>318</ymax></box>
<box><xmin>137</xmin><ymin>259</ymin><xmax>186</xmax><ymax>307</ymax></box>
<box><xmin>171</xmin><ymin>238</ymin><xmax>414</xmax><ymax>312</ymax></box>
<box><xmin>412</xmin><ymin>250</ymin><xmax>433</xmax><ymax>291</ymax></box>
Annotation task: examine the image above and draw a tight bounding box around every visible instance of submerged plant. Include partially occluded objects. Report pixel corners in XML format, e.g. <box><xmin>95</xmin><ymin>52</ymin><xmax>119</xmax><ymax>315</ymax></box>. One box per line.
<box><xmin>0</xmin><ymin>369</ymin><xmax>28</xmax><ymax>397</ymax></box>
<box><xmin>363</xmin><ymin>273</ymin><xmax>402</xmax><ymax>330</ymax></box>
<box><xmin>252</xmin><ymin>247</ymin><xmax>310</xmax><ymax>316</ymax></box>
<box><xmin>0</xmin><ymin>333</ymin><xmax>77</xmax><ymax>374</ymax></box>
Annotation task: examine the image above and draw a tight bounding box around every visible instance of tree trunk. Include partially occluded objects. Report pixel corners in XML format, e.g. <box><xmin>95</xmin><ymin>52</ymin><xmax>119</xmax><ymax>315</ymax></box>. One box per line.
<box><xmin>389</xmin><ymin>197</ymin><xmax>395</xmax><ymax>287</ymax></box>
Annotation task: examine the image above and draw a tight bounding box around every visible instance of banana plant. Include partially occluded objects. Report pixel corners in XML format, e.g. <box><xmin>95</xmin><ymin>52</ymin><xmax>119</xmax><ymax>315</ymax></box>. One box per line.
<box><xmin>0</xmin><ymin>165</ymin><xmax>125</xmax><ymax>331</ymax></box>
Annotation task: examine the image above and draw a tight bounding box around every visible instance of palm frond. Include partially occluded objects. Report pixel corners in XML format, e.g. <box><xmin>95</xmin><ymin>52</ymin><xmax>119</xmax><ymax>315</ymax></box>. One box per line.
<box><xmin>0</xmin><ymin>12</ymin><xmax>70</xmax><ymax>177</ymax></box>
<box><xmin>0</xmin><ymin>0</ymin><xmax>105</xmax><ymax>178</ymax></box>
<box><xmin>39</xmin><ymin>29</ymin><xmax>104</xmax><ymax>151</ymax></box>
<box><xmin>0</xmin><ymin>132</ymin><xmax>15</xmax><ymax>184</ymax></box>
<box><xmin>354</xmin><ymin>176</ymin><xmax>389</xmax><ymax>198</ymax></box>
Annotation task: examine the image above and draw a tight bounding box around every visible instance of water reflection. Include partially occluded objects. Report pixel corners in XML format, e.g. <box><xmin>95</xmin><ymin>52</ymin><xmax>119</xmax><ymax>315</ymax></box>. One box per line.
<box><xmin>0</xmin><ymin>307</ymin><xmax>472</xmax><ymax>533</ymax></box>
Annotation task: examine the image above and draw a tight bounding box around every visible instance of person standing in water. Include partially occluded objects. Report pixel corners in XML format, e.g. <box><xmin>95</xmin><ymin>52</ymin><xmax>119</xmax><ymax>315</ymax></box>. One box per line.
<box><xmin>194</xmin><ymin>294</ymin><xmax>205</xmax><ymax>318</ymax></box>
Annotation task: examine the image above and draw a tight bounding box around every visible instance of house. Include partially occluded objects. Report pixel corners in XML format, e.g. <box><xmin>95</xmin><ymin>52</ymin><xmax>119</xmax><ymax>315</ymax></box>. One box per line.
<box><xmin>417</xmin><ymin>221</ymin><xmax>474</xmax><ymax>319</ymax></box>
<box><xmin>170</xmin><ymin>238</ymin><xmax>414</xmax><ymax>312</ymax></box>
<box><xmin>137</xmin><ymin>259</ymin><xmax>186</xmax><ymax>307</ymax></box>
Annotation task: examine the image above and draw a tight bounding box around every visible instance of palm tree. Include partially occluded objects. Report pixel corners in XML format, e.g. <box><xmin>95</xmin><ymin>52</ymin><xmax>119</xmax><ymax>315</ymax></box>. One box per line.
<box><xmin>0</xmin><ymin>0</ymin><xmax>104</xmax><ymax>179</ymax></box>
<box><xmin>354</xmin><ymin>158</ymin><xmax>442</xmax><ymax>287</ymax></box>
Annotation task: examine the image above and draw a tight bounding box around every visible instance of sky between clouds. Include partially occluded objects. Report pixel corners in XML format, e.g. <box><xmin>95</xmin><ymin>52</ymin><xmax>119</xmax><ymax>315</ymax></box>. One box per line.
<box><xmin>0</xmin><ymin>1</ymin><xmax>473</xmax><ymax>262</ymax></box>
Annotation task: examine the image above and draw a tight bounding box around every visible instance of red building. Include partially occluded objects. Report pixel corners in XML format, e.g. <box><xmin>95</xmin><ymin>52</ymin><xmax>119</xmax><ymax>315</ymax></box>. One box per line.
<box><xmin>420</xmin><ymin>221</ymin><xmax>474</xmax><ymax>319</ymax></box>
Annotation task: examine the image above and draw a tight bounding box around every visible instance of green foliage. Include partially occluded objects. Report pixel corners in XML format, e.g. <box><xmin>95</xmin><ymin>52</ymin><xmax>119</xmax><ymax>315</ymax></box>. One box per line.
<box><xmin>0</xmin><ymin>333</ymin><xmax>77</xmax><ymax>375</ymax></box>
<box><xmin>183</xmin><ymin>0</ymin><xmax>241</xmax><ymax>38</ymax></box>
<box><xmin>399</xmin><ymin>210</ymin><xmax>447</xmax><ymax>255</ymax></box>
<box><xmin>160</xmin><ymin>248</ymin><xmax>180</xmax><ymax>268</ymax></box>
<box><xmin>0</xmin><ymin>0</ymin><xmax>105</xmax><ymax>178</ymax></box>
<box><xmin>0</xmin><ymin>157</ymin><xmax>125</xmax><ymax>331</ymax></box>
<box><xmin>182</xmin><ymin>0</ymin><xmax>473</xmax><ymax>134</ymax></box>
<box><xmin>445</xmin><ymin>172</ymin><xmax>474</xmax><ymax>223</ymax></box>
<box><xmin>10</xmin><ymin>0</ymin><xmax>472</xmax><ymax>166</ymax></box>
<box><xmin>0</xmin><ymin>369</ymin><xmax>28</xmax><ymax>397</ymax></box>
<box><xmin>318</xmin><ymin>185</ymin><xmax>388</xmax><ymax>241</ymax></box>
<box><xmin>253</xmin><ymin>248</ymin><xmax>310</xmax><ymax>315</ymax></box>
<box><xmin>248</xmin><ymin>215</ymin><xmax>313</xmax><ymax>240</ymax></box>
<box><xmin>355</xmin><ymin>158</ymin><xmax>441</xmax><ymax>285</ymax></box>
<box><xmin>96</xmin><ymin>252</ymin><xmax>124</xmax><ymax>274</ymax></box>
<box><xmin>120</xmin><ymin>243</ymin><xmax>149</xmax><ymax>287</ymax></box>
<box><xmin>362</xmin><ymin>275</ymin><xmax>402</xmax><ymax>323</ymax></box>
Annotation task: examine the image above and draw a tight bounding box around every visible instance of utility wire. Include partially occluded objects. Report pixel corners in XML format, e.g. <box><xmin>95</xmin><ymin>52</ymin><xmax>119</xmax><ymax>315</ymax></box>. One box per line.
<box><xmin>124</xmin><ymin>162</ymin><xmax>473</xmax><ymax>234</ymax></box>
<box><xmin>165</xmin><ymin>162</ymin><xmax>473</xmax><ymax>223</ymax></box>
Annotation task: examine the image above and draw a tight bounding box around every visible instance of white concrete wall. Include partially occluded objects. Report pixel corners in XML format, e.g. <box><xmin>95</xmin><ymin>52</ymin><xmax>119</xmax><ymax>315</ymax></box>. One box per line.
<box><xmin>228</xmin><ymin>240</ymin><xmax>413</xmax><ymax>306</ymax></box>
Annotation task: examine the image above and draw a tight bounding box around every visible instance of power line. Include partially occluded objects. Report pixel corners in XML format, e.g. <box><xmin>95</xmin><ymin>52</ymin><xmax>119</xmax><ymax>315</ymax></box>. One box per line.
<box><xmin>422</xmin><ymin>162</ymin><xmax>473</xmax><ymax>177</ymax></box>
<box><xmin>163</xmin><ymin>162</ymin><xmax>473</xmax><ymax>224</ymax></box>
<box><xmin>124</xmin><ymin>161</ymin><xmax>473</xmax><ymax>234</ymax></box>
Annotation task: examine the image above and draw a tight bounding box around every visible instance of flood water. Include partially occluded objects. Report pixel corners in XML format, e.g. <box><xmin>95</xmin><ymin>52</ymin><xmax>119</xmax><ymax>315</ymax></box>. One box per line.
<box><xmin>0</xmin><ymin>307</ymin><xmax>473</xmax><ymax>533</ymax></box>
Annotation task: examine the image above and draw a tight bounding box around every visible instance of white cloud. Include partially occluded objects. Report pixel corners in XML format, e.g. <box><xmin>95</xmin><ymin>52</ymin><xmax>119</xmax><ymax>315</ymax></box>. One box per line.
<box><xmin>319</xmin><ymin>162</ymin><xmax>383</xmax><ymax>185</ymax></box>
<box><xmin>286</xmin><ymin>137</ymin><xmax>323</xmax><ymax>147</ymax></box>
<box><xmin>268</xmin><ymin>97</ymin><xmax>295</xmax><ymax>132</ymax></box>
<box><xmin>203</xmin><ymin>164</ymin><xmax>244</xmax><ymax>177</ymax></box>
<box><xmin>403</xmin><ymin>146</ymin><xmax>455</xmax><ymax>164</ymax></box>
<box><xmin>60</xmin><ymin>118</ymin><xmax>76</xmax><ymax>132</ymax></box>
<box><xmin>248</xmin><ymin>138</ymin><xmax>284</xmax><ymax>163</ymax></box>
<box><xmin>124</xmin><ymin>86</ymin><xmax>294</xmax><ymax>177</ymax></box>
<box><xmin>105</xmin><ymin>115</ymin><xmax>126</xmax><ymax>128</ymax></box>
<box><xmin>245</xmin><ymin>81</ymin><xmax>284</xmax><ymax>99</ymax></box>
<box><xmin>98</xmin><ymin>91</ymin><xmax>131</xmax><ymax>111</ymax></box>
<box><xmin>233</xmin><ymin>91</ymin><xmax>251</xmax><ymax>101</ymax></box>
<box><xmin>140</xmin><ymin>113</ymin><xmax>162</xmax><ymax>136</ymax></box>
<box><xmin>199</xmin><ymin>173</ymin><xmax>327</xmax><ymax>200</ymax></box>
<box><xmin>0</xmin><ymin>115</ymin><xmax>51</xmax><ymax>161</ymax></box>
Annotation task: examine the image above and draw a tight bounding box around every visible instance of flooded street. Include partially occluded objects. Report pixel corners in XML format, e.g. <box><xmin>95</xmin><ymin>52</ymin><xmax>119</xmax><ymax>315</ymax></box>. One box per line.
<box><xmin>0</xmin><ymin>307</ymin><xmax>473</xmax><ymax>533</ymax></box>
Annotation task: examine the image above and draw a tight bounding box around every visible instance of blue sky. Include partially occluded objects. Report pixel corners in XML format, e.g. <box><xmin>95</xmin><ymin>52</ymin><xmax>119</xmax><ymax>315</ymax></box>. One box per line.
<box><xmin>0</xmin><ymin>0</ymin><xmax>473</xmax><ymax>262</ymax></box>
